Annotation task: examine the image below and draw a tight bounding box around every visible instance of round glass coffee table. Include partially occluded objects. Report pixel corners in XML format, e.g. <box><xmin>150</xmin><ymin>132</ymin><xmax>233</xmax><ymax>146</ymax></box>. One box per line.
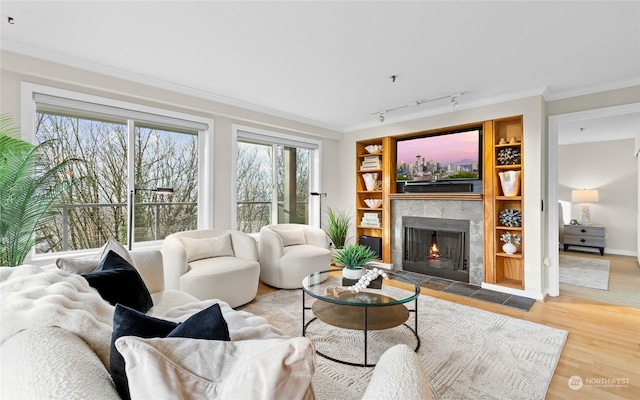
<box><xmin>301</xmin><ymin>269</ymin><xmax>420</xmax><ymax>367</ymax></box>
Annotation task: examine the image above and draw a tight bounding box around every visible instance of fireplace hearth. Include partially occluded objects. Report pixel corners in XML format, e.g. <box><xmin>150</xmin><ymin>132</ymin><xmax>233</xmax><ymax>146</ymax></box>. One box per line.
<box><xmin>402</xmin><ymin>216</ymin><xmax>470</xmax><ymax>283</ymax></box>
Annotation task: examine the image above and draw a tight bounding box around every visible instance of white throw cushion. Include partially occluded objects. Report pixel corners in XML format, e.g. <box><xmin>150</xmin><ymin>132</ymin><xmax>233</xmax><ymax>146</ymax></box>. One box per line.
<box><xmin>116</xmin><ymin>336</ymin><xmax>315</xmax><ymax>400</ymax></box>
<box><xmin>0</xmin><ymin>326</ymin><xmax>120</xmax><ymax>400</ymax></box>
<box><xmin>179</xmin><ymin>233</ymin><xmax>235</xmax><ymax>262</ymax></box>
<box><xmin>272</xmin><ymin>228</ymin><xmax>306</xmax><ymax>247</ymax></box>
<box><xmin>361</xmin><ymin>344</ymin><xmax>432</xmax><ymax>400</ymax></box>
<box><xmin>55</xmin><ymin>237</ymin><xmax>136</xmax><ymax>273</ymax></box>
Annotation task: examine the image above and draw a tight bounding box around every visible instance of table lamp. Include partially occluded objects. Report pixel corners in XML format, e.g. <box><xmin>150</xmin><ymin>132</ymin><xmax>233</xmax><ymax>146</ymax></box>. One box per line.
<box><xmin>571</xmin><ymin>189</ymin><xmax>599</xmax><ymax>226</ymax></box>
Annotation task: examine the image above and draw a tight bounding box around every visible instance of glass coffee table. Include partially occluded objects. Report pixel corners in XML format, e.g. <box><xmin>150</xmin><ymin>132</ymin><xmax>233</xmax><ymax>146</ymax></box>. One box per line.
<box><xmin>301</xmin><ymin>269</ymin><xmax>420</xmax><ymax>367</ymax></box>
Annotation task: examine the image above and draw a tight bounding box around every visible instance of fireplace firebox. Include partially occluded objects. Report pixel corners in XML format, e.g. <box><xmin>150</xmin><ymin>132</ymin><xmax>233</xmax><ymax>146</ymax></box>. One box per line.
<box><xmin>402</xmin><ymin>216</ymin><xmax>470</xmax><ymax>283</ymax></box>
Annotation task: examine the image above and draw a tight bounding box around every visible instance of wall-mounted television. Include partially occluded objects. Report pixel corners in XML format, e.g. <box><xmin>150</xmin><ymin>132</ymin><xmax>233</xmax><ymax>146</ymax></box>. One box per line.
<box><xmin>396</xmin><ymin>127</ymin><xmax>482</xmax><ymax>191</ymax></box>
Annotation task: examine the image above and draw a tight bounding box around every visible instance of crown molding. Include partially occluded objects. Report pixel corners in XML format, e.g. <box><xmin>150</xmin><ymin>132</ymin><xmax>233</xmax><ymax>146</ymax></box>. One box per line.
<box><xmin>543</xmin><ymin>78</ymin><xmax>640</xmax><ymax>101</ymax></box>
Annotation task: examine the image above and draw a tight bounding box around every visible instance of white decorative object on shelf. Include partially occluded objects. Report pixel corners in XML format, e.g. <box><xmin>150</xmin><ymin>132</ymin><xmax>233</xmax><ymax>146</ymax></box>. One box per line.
<box><xmin>364</xmin><ymin>199</ymin><xmax>382</xmax><ymax>208</ymax></box>
<box><xmin>498</xmin><ymin>170</ymin><xmax>520</xmax><ymax>196</ymax></box>
<box><xmin>502</xmin><ymin>243</ymin><xmax>517</xmax><ymax>254</ymax></box>
<box><xmin>499</xmin><ymin>231</ymin><xmax>520</xmax><ymax>255</ymax></box>
<box><xmin>362</xmin><ymin>172</ymin><xmax>377</xmax><ymax>191</ymax></box>
<box><xmin>364</xmin><ymin>144</ymin><xmax>383</xmax><ymax>154</ymax></box>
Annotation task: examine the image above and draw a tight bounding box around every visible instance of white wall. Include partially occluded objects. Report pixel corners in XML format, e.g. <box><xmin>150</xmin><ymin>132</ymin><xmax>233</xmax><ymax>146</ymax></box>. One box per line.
<box><xmin>636</xmin><ymin>129</ymin><xmax>640</xmax><ymax>263</ymax></box>
<box><xmin>558</xmin><ymin>139</ymin><xmax>638</xmax><ymax>255</ymax></box>
<box><xmin>0</xmin><ymin>50</ymin><xmax>343</xmax><ymax>229</ymax></box>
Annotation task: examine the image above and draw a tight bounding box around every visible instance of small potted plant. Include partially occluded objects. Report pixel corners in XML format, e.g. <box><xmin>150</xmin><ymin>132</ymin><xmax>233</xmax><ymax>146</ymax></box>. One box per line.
<box><xmin>500</xmin><ymin>232</ymin><xmax>521</xmax><ymax>255</ymax></box>
<box><xmin>323</xmin><ymin>207</ymin><xmax>352</xmax><ymax>265</ymax></box>
<box><xmin>334</xmin><ymin>244</ymin><xmax>377</xmax><ymax>280</ymax></box>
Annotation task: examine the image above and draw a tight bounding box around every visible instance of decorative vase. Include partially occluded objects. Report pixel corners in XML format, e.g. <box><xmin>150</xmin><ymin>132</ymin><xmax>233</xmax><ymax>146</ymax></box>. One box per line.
<box><xmin>362</xmin><ymin>173</ymin><xmax>378</xmax><ymax>192</ymax></box>
<box><xmin>502</xmin><ymin>243</ymin><xmax>517</xmax><ymax>254</ymax></box>
<box><xmin>498</xmin><ymin>170</ymin><xmax>520</xmax><ymax>196</ymax></box>
<box><xmin>342</xmin><ymin>267</ymin><xmax>366</xmax><ymax>280</ymax></box>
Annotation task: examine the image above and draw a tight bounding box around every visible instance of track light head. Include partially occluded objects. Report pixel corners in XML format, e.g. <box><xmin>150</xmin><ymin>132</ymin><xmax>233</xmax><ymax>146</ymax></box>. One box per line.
<box><xmin>378</xmin><ymin>113</ymin><xmax>385</xmax><ymax>123</ymax></box>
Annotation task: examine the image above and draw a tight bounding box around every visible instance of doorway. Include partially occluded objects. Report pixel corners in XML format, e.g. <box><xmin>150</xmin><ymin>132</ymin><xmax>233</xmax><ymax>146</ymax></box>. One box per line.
<box><xmin>547</xmin><ymin>102</ymin><xmax>640</xmax><ymax>307</ymax></box>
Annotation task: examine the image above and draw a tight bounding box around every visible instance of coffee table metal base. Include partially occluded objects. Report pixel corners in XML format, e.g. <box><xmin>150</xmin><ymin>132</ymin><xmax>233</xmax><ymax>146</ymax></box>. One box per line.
<box><xmin>302</xmin><ymin>292</ymin><xmax>420</xmax><ymax>367</ymax></box>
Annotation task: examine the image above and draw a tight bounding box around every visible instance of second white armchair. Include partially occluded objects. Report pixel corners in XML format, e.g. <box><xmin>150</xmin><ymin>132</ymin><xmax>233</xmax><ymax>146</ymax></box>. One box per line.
<box><xmin>259</xmin><ymin>224</ymin><xmax>331</xmax><ymax>289</ymax></box>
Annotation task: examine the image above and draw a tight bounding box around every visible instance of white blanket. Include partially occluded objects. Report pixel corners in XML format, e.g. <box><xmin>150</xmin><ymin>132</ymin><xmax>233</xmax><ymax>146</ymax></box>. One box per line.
<box><xmin>0</xmin><ymin>266</ymin><xmax>286</xmax><ymax>369</ymax></box>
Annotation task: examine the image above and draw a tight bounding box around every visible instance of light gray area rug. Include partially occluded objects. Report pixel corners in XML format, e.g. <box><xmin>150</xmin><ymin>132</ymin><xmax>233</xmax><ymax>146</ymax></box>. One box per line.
<box><xmin>559</xmin><ymin>255</ymin><xmax>610</xmax><ymax>290</ymax></box>
<box><xmin>240</xmin><ymin>289</ymin><xmax>567</xmax><ymax>400</ymax></box>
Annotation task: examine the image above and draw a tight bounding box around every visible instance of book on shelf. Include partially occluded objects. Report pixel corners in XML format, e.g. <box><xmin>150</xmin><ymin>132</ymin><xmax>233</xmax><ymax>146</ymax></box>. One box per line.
<box><xmin>361</xmin><ymin>160</ymin><xmax>380</xmax><ymax>168</ymax></box>
<box><xmin>361</xmin><ymin>213</ymin><xmax>380</xmax><ymax>227</ymax></box>
<box><xmin>361</xmin><ymin>156</ymin><xmax>381</xmax><ymax>166</ymax></box>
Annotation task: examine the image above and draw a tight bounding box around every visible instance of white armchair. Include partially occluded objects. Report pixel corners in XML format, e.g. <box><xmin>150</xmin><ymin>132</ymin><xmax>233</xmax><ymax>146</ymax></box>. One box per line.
<box><xmin>162</xmin><ymin>229</ymin><xmax>260</xmax><ymax>308</ymax></box>
<box><xmin>259</xmin><ymin>224</ymin><xmax>331</xmax><ymax>289</ymax></box>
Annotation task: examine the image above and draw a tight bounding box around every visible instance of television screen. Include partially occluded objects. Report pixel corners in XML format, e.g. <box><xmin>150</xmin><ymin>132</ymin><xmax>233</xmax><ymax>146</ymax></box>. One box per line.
<box><xmin>396</xmin><ymin>128</ymin><xmax>481</xmax><ymax>182</ymax></box>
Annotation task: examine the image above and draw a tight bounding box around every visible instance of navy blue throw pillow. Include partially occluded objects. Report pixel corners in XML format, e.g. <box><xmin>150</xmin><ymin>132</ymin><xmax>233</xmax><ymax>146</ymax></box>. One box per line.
<box><xmin>82</xmin><ymin>250</ymin><xmax>153</xmax><ymax>313</ymax></box>
<box><xmin>110</xmin><ymin>303</ymin><xmax>230</xmax><ymax>400</ymax></box>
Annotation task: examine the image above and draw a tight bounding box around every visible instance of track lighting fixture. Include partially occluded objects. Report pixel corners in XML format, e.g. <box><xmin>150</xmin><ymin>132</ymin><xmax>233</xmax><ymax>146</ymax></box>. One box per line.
<box><xmin>371</xmin><ymin>91</ymin><xmax>466</xmax><ymax>122</ymax></box>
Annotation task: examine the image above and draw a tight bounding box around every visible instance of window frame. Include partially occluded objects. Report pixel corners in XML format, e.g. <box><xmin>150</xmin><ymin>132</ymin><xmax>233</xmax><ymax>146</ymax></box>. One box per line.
<box><xmin>20</xmin><ymin>82</ymin><xmax>215</xmax><ymax>260</ymax></box>
<box><xmin>231</xmin><ymin>124</ymin><xmax>322</xmax><ymax>234</ymax></box>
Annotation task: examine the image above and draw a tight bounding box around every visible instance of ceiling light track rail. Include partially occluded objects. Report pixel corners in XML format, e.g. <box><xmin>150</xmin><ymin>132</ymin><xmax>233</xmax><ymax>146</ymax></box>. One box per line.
<box><xmin>372</xmin><ymin>92</ymin><xmax>466</xmax><ymax>123</ymax></box>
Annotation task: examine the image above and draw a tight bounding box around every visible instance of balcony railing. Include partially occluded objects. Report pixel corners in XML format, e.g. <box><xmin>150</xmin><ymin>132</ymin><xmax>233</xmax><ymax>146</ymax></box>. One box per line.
<box><xmin>38</xmin><ymin>199</ymin><xmax>309</xmax><ymax>253</ymax></box>
<box><xmin>39</xmin><ymin>201</ymin><xmax>197</xmax><ymax>253</ymax></box>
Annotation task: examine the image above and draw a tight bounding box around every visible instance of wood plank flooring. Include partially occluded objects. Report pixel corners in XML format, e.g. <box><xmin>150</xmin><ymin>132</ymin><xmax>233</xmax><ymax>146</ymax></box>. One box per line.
<box><xmin>256</xmin><ymin>272</ymin><xmax>640</xmax><ymax>399</ymax></box>
<box><xmin>559</xmin><ymin>250</ymin><xmax>640</xmax><ymax>308</ymax></box>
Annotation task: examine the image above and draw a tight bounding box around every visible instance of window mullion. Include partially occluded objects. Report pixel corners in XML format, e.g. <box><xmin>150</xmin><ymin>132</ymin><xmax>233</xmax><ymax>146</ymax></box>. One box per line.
<box><xmin>271</xmin><ymin>144</ymin><xmax>278</xmax><ymax>224</ymax></box>
<box><xmin>127</xmin><ymin>119</ymin><xmax>136</xmax><ymax>249</ymax></box>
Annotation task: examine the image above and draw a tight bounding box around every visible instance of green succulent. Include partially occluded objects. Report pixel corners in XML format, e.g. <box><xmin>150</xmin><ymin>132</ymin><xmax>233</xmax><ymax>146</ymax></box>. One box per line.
<box><xmin>334</xmin><ymin>244</ymin><xmax>377</xmax><ymax>270</ymax></box>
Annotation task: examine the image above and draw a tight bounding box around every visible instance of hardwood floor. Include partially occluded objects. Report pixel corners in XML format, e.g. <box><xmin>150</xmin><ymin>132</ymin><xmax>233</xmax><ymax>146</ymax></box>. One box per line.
<box><xmin>256</xmin><ymin>279</ymin><xmax>640</xmax><ymax>399</ymax></box>
<box><xmin>559</xmin><ymin>250</ymin><xmax>640</xmax><ymax>308</ymax></box>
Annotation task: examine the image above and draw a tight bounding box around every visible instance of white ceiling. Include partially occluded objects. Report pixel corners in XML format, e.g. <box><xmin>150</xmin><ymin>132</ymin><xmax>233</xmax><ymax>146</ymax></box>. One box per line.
<box><xmin>1</xmin><ymin>1</ymin><xmax>639</xmax><ymax>135</ymax></box>
<box><xmin>558</xmin><ymin>111</ymin><xmax>640</xmax><ymax>145</ymax></box>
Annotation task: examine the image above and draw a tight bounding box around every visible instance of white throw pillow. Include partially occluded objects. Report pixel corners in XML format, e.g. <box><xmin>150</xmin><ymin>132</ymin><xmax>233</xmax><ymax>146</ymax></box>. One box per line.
<box><xmin>361</xmin><ymin>344</ymin><xmax>432</xmax><ymax>400</ymax></box>
<box><xmin>0</xmin><ymin>326</ymin><xmax>120</xmax><ymax>400</ymax></box>
<box><xmin>179</xmin><ymin>233</ymin><xmax>235</xmax><ymax>262</ymax></box>
<box><xmin>55</xmin><ymin>238</ymin><xmax>136</xmax><ymax>273</ymax></box>
<box><xmin>272</xmin><ymin>228</ymin><xmax>306</xmax><ymax>247</ymax></box>
<box><xmin>116</xmin><ymin>336</ymin><xmax>315</xmax><ymax>400</ymax></box>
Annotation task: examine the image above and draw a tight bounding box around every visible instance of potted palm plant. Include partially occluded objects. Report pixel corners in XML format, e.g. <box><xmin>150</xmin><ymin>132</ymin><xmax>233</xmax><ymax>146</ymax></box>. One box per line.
<box><xmin>333</xmin><ymin>244</ymin><xmax>377</xmax><ymax>280</ymax></box>
<box><xmin>323</xmin><ymin>207</ymin><xmax>352</xmax><ymax>265</ymax></box>
<box><xmin>0</xmin><ymin>115</ymin><xmax>80</xmax><ymax>267</ymax></box>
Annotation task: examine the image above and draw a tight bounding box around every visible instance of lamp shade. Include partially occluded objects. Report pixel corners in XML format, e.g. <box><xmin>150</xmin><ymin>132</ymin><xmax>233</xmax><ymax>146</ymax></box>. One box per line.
<box><xmin>571</xmin><ymin>189</ymin><xmax>599</xmax><ymax>203</ymax></box>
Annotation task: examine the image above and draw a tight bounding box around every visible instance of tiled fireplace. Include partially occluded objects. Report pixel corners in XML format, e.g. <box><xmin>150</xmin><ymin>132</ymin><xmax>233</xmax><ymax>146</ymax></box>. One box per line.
<box><xmin>403</xmin><ymin>216</ymin><xmax>470</xmax><ymax>283</ymax></box>
<box><xmin>391</xmin><ymin>199</ymin><xmax>484</xmax><ymax>285</ymax></box>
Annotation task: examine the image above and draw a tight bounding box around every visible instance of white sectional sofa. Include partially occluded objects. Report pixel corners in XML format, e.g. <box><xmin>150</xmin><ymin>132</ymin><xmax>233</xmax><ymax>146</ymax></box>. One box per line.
<box><xmin>0</xmin><ymin>248</ymin><xmax>430</xmax><ymax>400</ymax></box>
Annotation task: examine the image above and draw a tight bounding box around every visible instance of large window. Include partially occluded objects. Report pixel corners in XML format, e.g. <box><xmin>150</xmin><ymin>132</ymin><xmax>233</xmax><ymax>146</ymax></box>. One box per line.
<box><xmin>23</xmin><ymin>85</ymin><xmax>212</xmax><ymax>254</ymax></box>
<box><xmin>234</xmin><ymin>127</ymin><xmax>320</xmax><ymax>233</ymax></box>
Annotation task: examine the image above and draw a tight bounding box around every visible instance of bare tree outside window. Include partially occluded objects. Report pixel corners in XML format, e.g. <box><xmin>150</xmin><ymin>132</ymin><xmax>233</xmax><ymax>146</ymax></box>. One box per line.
<box><xmin>34</xmin><ymin>112</ymin><xmax>199</xmax><ymax>253</ymax></box>
<box><xmin>236</xmin><ymin>140</ymin><xmax>310</xmax><ymax>234</ymax></box>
